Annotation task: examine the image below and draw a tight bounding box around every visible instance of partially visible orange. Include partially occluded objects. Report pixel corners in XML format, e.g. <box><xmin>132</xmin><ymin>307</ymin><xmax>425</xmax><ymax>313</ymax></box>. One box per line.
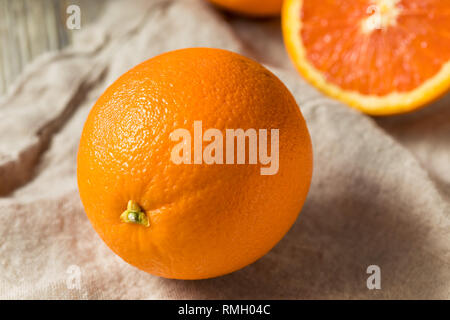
<box><xmin>77</xmin><ymin>48</ymin><xmax>313</xmax><ymax>279</ymax></box>
<box><xmin>283</xmin><ymin>0</ymin><xmax>450</xmax><ymax>115</ymax></box>
<box><xmin>208</xmin><ymin>0</ymin><xmax>284</xmax><ymax>17</ymax></box>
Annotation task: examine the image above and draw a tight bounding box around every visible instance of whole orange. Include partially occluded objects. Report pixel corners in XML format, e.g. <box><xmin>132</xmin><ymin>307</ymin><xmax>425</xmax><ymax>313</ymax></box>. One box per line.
<box><xmin>208</xmin><ymin>0</ymin><xmax>284</xmax><ymax>16</ymax></box>
<box><xmin>77</xmin><ymin>48</ymin><xmax>313</xmax><ymax>279</ymax></box>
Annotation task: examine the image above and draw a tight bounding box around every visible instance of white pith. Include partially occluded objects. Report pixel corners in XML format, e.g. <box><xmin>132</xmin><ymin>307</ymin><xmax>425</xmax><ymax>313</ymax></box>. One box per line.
<box><xmin>361</xmin><ymin>0</ymin><xmax>402</xmax><ymax>34</ymax></box>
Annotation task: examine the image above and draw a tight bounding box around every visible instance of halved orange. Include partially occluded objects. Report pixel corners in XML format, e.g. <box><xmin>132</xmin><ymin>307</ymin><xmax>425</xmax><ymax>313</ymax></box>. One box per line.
<box><xmin>283</xmin><ymin>0</ymin><xmax>450</xmax><ymax>115</ymax></box>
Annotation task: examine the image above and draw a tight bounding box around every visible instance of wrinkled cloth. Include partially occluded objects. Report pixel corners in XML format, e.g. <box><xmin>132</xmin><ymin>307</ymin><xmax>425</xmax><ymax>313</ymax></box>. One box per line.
<box><xmin>0</xmin><ymin>0</ymin><xmax>449</xmax><ymax>299</ymax></box>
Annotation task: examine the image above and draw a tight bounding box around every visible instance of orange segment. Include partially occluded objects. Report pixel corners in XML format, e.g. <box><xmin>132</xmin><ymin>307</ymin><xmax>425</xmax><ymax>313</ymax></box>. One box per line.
<box><xmin>283</xmin><ymin>0</ymin><xmax>450</xmax><ymax>115</ymax></box>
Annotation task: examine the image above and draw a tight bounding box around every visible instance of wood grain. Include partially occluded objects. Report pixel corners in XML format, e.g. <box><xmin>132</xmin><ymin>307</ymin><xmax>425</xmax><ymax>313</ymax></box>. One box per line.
<box><xmin>0</xmin><ymin>0</ymin><xmax>106</xmax><ymax>95</ymax></box>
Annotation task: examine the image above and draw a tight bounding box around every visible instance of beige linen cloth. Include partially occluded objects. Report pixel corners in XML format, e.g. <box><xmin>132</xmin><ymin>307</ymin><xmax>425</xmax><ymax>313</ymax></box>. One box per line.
<box><xmin>0</xmin><ymin>0</ymin><xmax>449</xmax><ymax>299</ymax></box>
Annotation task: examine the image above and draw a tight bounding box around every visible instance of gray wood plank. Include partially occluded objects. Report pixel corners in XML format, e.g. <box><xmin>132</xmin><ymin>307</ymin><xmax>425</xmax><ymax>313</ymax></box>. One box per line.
<box><xmin>0</xmin><ymin>0</ymin><xmax>106</xmax><ymax>95</ymax></box>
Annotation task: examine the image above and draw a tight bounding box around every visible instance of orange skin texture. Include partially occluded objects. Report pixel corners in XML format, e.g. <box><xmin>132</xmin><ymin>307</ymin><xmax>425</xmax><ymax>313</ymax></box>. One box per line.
<box><xmin>77</xmin><ymin>48</ymin><xmax>313</xmax><ymax>280</ymax></box>
<box><xmin>208</xmin><ymin>0</ymin><xmax>284</xmax><ymax>16</ymax></box>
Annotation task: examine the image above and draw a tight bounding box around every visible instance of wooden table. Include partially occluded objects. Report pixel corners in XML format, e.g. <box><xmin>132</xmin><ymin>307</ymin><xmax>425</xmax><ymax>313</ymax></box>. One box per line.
<box><xmin>0</xmin><ymin>0</ymin><xmax>106</xmax><ymax>95</ymax></box>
